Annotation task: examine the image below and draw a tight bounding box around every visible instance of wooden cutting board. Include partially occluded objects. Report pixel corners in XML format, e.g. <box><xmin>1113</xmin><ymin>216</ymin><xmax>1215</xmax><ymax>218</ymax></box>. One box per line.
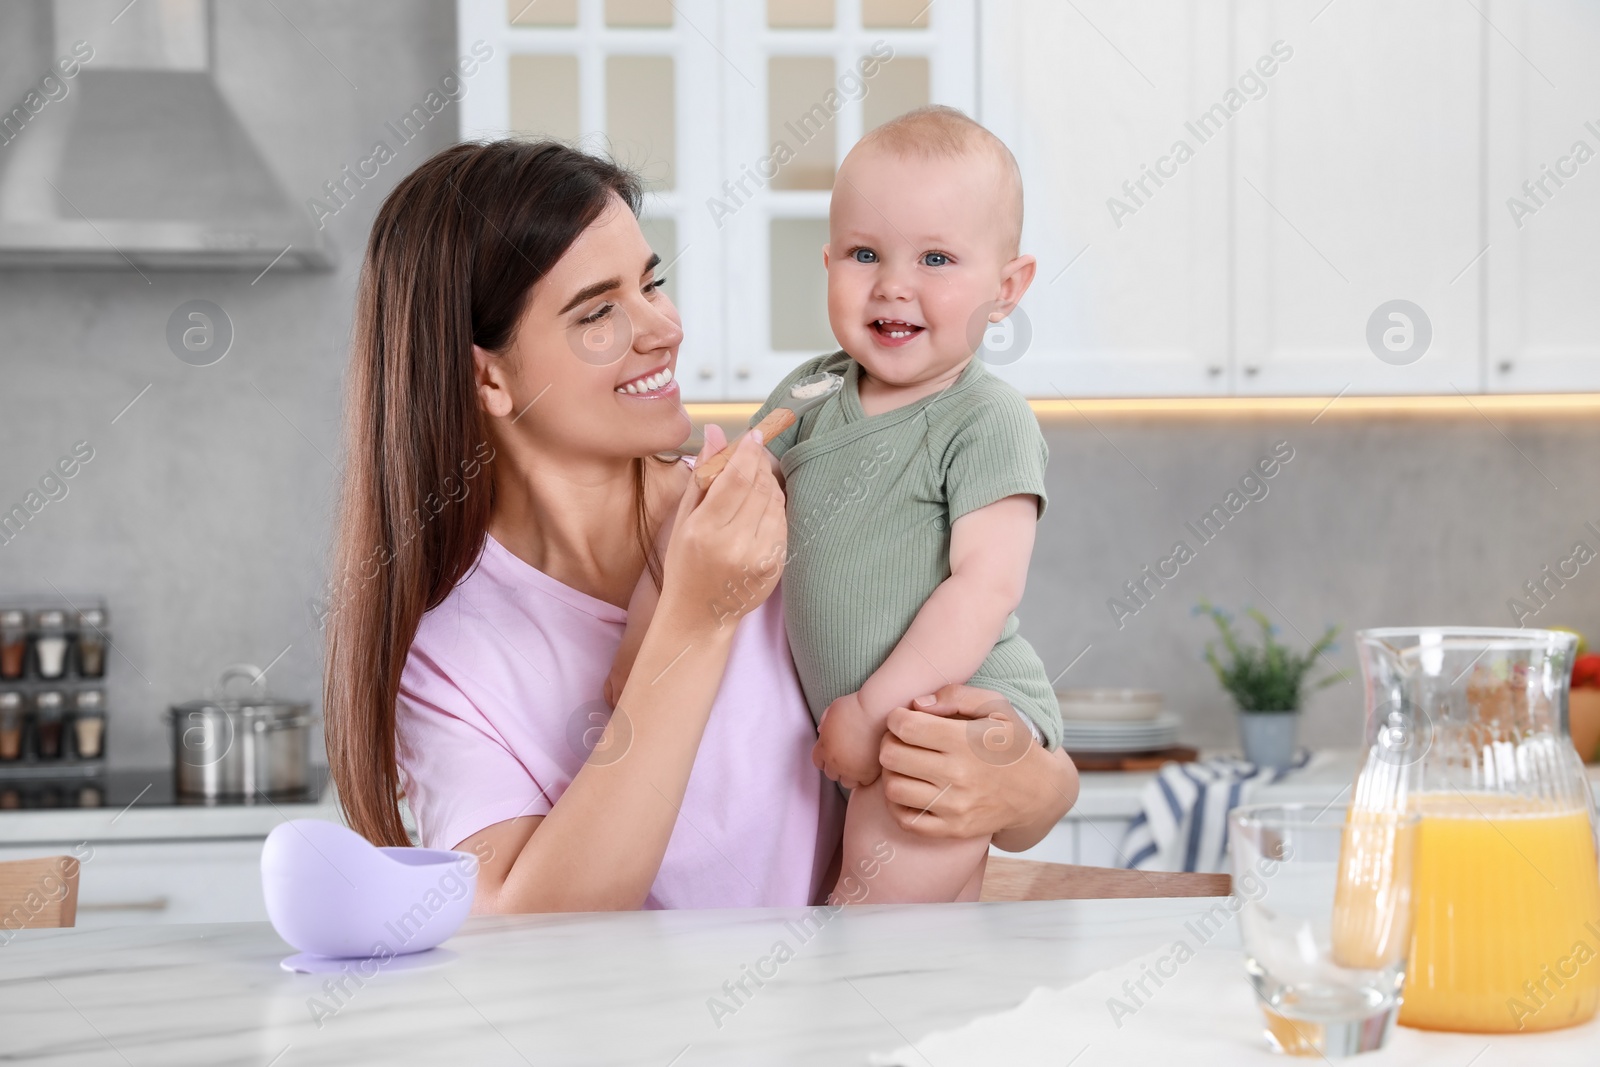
<box><xmin>1066</xmin><ymin>745</ymin><xmax>1199</xmax><ymax>772</ymax></box>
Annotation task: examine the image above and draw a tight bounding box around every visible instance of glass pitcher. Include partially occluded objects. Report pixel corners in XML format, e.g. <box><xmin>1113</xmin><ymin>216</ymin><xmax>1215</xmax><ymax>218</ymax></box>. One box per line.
<box><xmin>1350</xmin><ymin>627</ymin><xmax>1600</xmax><ymax>1033</ymax></box>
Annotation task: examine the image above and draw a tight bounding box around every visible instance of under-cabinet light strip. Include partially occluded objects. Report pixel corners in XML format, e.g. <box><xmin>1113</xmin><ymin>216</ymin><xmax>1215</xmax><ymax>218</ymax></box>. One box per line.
<box><xmin>687</xmin><ymin>394</ymin><xmax>1600</xmax><ymax>421</ymax></box>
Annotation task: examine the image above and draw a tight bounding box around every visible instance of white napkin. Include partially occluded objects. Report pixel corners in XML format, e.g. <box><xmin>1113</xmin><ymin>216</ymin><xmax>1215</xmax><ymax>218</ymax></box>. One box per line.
<box><xmin>869</xmin><ymin>943</ymin><xmax>1600</xmax><ymax>1066</ymax></box>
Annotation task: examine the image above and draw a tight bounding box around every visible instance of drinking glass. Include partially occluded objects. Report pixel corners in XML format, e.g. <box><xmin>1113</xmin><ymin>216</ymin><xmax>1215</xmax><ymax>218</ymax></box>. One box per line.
<box><xmin>1230</xmin><ymin>803</ymin><xmax>1420</xmax><ymax>1057</ymax></box>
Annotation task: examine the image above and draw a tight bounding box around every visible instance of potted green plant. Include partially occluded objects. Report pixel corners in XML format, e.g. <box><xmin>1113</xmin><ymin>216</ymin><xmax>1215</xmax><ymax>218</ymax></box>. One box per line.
<box><xmin>1195</xmin><ymin>602</ymin><xmax>1342</xmax><ymax>770</ymax></box>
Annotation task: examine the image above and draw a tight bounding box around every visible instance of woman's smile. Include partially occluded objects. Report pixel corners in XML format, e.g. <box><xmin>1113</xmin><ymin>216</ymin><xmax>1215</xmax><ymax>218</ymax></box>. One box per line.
<box><xmin>614</xmin><ymin>364</ymin><xmax>678</xmax><ymax>397</ymax></box>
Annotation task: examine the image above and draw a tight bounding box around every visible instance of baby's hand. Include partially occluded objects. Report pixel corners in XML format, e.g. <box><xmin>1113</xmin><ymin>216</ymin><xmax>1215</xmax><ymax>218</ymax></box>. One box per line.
<box><xmin>811</xmin><ymin>692</ymin><xmax>883</xmax><ymax>790</ymax></box>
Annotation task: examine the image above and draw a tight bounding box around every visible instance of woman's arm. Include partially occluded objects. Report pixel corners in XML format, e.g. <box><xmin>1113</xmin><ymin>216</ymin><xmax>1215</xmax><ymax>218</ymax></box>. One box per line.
<box><xmin>467</xmin><ymin>432</ymin><xmax>788</xmax><ymax>912</ymax></box>
<box><xmin>875</xmin><ymin>684</ymin><xmax>1080</xmax><ymax>851</ymax></box>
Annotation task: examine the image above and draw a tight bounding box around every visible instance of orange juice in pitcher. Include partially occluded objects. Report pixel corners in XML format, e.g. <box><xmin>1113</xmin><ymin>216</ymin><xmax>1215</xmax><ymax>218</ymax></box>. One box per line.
<box><xmin>1403</xmin><ymin>794</ymin><xmax>1600</xmax><ymax>1031</ymax></box>
<box><xmin>1352</xmin><ymin>628</ymin><xmax>1600</xmax><ymax>1034</ymax></box>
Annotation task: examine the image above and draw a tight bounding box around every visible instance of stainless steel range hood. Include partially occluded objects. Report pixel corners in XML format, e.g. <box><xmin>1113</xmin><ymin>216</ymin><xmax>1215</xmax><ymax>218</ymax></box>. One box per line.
<box><xmin>0</xmin><ymin>0</ymin><xmax>330</xmax><ymax>271</ymax></box>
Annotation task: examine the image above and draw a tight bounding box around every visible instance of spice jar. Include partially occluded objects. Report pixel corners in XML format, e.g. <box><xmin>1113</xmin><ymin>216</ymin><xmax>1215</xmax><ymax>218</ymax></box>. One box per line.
<box><xmin>73</xmin><ymin>689</ymin><xmax>106</xmax><ymax>760</ymax></box>
<box><xmin>0</xmin><ymin>610</ymin><xmax>25</xmax><ymax>680</ymax></box>
<box><xmin>34</xmin><ymin>691</ymin><xmax>64</xmax><ymax>759</ymax></box>
<box><xmin>32</xmin><ymin>609</ymin><xmax>70</xmax><ymax>680</ymax></box>
<box><xmin>0</xmin><ymin>692</ymin><xmax>22</xmax><ymax>760</ymax></box>
<box><xmin>75</xmin><ymin>606</ymin><xmax>108</xmax><ymax>679</ymax></box>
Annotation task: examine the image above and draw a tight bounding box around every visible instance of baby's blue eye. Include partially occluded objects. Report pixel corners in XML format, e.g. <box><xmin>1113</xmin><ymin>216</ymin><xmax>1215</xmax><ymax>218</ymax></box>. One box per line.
<box><xmin>851</xmin><ymin>248</ymin><xmax>878</xmax><ymax>263</ymax></box>
<box><xmin>922</xmin><ymin>252</ymin><xmax>950</xmax><ymax>267</ymax></box>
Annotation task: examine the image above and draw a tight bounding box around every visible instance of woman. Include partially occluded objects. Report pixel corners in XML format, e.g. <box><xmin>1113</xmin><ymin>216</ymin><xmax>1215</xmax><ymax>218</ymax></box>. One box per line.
<box><xmin>324</xmin><ymin>140</ymin><xmax>1079</xmax><ymax>912</ymax></box>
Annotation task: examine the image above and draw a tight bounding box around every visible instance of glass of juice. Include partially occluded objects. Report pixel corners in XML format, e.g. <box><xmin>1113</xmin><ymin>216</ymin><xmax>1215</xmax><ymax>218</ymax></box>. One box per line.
<box><xmin>1355</xmin><ymin>627</ymin><xmax>1600</xmax><ymax>1034</ymax></box>
<box><xmin>1230</xmin><ymin>803</ymin><xmax>1421</xmax><ymax>1057</ymax></box>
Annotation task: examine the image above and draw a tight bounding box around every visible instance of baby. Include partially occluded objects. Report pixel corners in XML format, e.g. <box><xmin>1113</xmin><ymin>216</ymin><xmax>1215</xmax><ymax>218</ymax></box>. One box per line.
<box><xmin>611</xmin><ymin>106</ymin><xmax>1062</xmax><ymax>904</ymax></box>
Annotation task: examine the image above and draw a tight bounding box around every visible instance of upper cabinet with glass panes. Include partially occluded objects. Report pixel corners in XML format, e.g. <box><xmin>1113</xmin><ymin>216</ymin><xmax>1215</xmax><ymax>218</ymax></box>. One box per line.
<box><xmin>457</xmin><ymin>0</ymin><xmax>970</xmax><ymax>402</ymax></box>
<box><xmin>713</xmin><ymin>0</ymin><xmax>972</xmax><ymax>400</ymax></box>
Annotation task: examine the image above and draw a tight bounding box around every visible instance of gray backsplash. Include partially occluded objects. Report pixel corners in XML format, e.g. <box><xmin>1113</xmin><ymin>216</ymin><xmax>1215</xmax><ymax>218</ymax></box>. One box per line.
<box><xmin>2</xmin><ymin>3</ymin><xmax>1597</xmax><ymax>772</ymax></box>
<box><xmin>1020</xmin><ymin>411</ymin><xmax>1600</xmax><ymax>752</ymax></box>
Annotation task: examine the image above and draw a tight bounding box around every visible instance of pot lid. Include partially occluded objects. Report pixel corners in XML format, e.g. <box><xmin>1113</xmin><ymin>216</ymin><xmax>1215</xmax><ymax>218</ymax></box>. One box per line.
<box><xmin>168</xmin><ymin>663</ymin><xmax>309</xmax><ymax>720</ymax></box>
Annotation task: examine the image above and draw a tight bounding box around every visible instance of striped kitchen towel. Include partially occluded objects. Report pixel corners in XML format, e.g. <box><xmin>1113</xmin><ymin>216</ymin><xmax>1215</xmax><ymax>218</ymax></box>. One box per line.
<box><xmin>1119</xmin><ymin>752</ymin><xmax>1311</xmax><ymax>873</ymax></box>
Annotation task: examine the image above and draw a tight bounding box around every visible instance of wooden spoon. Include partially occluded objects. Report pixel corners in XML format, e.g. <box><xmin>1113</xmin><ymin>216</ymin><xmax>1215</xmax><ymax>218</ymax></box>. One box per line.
<box><xmin>694</xmin><ymin>372</ymin><xmax>843</xmax><ymax>488</ymax></box>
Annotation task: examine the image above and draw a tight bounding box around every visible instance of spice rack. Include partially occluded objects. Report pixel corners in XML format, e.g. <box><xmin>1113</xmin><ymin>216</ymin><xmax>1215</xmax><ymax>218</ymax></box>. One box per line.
<box><xmin>0</xmin><ymin>599</ymin><xmax>109</xmax><ymax>779</ymax></box>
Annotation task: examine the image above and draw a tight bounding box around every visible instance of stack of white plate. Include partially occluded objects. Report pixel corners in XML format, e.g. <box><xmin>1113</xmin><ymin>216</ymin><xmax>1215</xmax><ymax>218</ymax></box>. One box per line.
<box><xmin>1057</xmin><ymin>689</ymin><xmax>1179</xmax><ymax>752</ymax></box>
<box><xmin>1058</xmin><ymin>714</ymin><xmax>1181</xmax><ymax>753</ymax></box>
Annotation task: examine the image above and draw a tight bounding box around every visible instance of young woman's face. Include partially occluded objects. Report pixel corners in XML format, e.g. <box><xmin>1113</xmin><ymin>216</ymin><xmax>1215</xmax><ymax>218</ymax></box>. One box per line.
<box><xmin>477</xmin><ymin>195</ymin><xmax>691</xmax><ymax>461</ymax></box>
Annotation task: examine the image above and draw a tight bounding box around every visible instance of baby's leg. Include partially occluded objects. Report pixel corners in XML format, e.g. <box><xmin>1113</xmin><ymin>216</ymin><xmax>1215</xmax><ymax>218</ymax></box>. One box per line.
<box><xmin>832</xmin><ymin>777</ymin><xmax>990</xmax><ymax>905</ymax></box>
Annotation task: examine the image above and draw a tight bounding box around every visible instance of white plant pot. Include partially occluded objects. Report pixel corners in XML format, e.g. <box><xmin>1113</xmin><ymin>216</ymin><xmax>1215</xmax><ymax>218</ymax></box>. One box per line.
<box><xmin>1238</xmin><ymin>710</ymin><xmax>1299</xmax><ymax>771</ymax></box>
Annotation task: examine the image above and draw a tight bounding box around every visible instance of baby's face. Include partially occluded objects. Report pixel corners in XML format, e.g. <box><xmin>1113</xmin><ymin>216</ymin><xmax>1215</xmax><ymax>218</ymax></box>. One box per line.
<box><xmin>825</xmin><ymin>148</ymin><xmax>1020</xmax><ymax>389</ymax></box>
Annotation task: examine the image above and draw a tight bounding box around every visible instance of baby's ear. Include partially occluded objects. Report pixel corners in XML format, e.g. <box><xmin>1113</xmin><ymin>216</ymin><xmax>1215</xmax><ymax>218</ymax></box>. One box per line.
<box><xmin>822</xmin><ymin>243</ymin><xmax>832</xmax><ymax>270</ymax></box>
<box><xmin>995</xmin><ymin>253</ymin><xmax>1038</xmax><ymax>315</ymax></box>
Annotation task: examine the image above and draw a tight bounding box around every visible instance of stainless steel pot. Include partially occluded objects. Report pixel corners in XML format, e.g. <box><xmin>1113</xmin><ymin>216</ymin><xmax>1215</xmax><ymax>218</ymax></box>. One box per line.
<box><xmin>167</xmin><ymin>664</ymin><xmax>315</xmax><ymax>798</ymax></box>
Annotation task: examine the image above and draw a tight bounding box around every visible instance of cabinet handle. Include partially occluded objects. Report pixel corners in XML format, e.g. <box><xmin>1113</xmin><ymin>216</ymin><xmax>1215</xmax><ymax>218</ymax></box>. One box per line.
<box><xmin>1206</xmin><ymin>364</ymin><xmax>1223</xmax><ymax>377</ymax></box>
<box><xmin>1497</xmin><ymin>360</ymin><xmax>1514</xmax><ymax>374</ymax></box>
<box><xmin>1244</xmin><ymin>365</ymin><xmax>1260</xmax><ymax>377</ymax></box>
<box><xmin>697</xmin><ymin>364</ymin><xmax>715</xmax><ymax>380</ymax></box>
<box><xmin>735</xmin><ymin>365</ymin><xmax>751</xmax><ymax>379</ymax></box>
<box><xmin>80</xmin><ymin>897</ymin><xmax>171</xmax><ymax>912</ymax></box>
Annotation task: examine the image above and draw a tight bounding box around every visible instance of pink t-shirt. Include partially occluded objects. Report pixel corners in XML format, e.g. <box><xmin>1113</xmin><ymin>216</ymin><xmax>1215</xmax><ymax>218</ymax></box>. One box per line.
<box><xmin>395</xmin><ymin>533</ymin><xmax>841</xmax><ymax>909</ymax></box>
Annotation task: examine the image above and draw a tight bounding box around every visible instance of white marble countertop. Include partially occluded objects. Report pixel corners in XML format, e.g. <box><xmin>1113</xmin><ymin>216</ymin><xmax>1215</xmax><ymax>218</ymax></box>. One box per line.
<box><xmin>4</xmin><ymin>898</ymin><xmax>1593</xmax><ymax>1065</ymax></box>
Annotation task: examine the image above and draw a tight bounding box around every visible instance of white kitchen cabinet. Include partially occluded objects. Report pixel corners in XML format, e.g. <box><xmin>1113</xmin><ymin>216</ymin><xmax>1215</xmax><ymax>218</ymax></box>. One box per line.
<box><xmin>0</xmin><ymin>840</ymin><xmax>267</xmax><ymax>928</ymax></box>
<box><xmin>985</xmin><ymin>1</ymin><xmax>1596</xmax><ymax>400</ymax></box>
<box><xmin>0</xmin><ymin>787</ymin><xmax>341</xmax><ymax>928</ymax></box>
<box><xmin>1073</xmin><ymin>817</ymin><xmax>1135</xmax><ymax>869</ymax></box>
<box><xmin>723</xmin><ymin>2</ymin><xmax>979</xmax><ymax>402</ymax></box>
<box><xmin>456</xmin><ymin>0</ymin><xmax>727</xmax><ymax>402</ymax></box>
<box><xmin>997</xmin><ymin>816</ymin><xmax>1136</xmax><ymax>869</ymax></box>
<box><xmin>998</xmin><ymin>817</ymin><xmax>1077</xmax><ymax>866</ymax></box>
<box><xmin>457</xmin><ymin>0</ymin><xmax>980</xmax><ymax>403</ymax></box>
<box><xmin>458</xmin><ymin>0</ymin><xmax>1599</xmax><ymax>401</ymax></box>
<box><xmin>1484</xmin><ymin>0</ymin><xmax>1600</xmax><ymax>394</ymax></box>
<box><xmin>981</xmin><ymin>0</ymin><xmax>1232</xmax><ymax>399</ymax></box>
<box><xmin>1231</xmin><ymin>0</ymin><xmax>1486</xmax><ymax>396</ymax></box>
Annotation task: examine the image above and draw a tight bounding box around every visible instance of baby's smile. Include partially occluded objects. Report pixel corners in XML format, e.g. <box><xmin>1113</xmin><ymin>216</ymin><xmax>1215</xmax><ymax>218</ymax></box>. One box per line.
<box><xmin>869</xmin><ymin>318</ymin><xmax>926</xmax><ymax>346</ymax></box>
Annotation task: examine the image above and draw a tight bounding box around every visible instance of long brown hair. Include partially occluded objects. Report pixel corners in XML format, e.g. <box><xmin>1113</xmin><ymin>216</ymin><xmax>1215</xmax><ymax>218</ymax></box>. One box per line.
<box><xmin>325</xmin><ymin>141</ymin><xmax>650</xmax><ymax>846</ymax></box>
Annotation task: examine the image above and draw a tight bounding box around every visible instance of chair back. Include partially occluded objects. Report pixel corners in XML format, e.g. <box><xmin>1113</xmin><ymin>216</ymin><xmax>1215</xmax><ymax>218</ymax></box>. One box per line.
<box><xmin>0</xmin><ymin>855</ymin><xmax>81</xmax><ymax>930</ymax></box>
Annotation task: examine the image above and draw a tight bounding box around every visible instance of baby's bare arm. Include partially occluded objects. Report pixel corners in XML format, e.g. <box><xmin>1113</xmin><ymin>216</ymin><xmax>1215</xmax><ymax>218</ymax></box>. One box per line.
<box><xmin>814</xmin><ymin>494</ymin><xmax>1040</xmax><ymax>786</ymax></box>
<box><xmin>857</xmin><ymin>494</ymin><xmax>1039</xmax><ymax>726</ymax></box>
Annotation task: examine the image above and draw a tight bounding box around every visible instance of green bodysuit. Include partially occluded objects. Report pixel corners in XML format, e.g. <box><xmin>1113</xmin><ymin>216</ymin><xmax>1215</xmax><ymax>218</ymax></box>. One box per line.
<box><xmin>750</xmin><ymin>350</ymin><xmax>1062</xmax><ymax>749</ymax></box>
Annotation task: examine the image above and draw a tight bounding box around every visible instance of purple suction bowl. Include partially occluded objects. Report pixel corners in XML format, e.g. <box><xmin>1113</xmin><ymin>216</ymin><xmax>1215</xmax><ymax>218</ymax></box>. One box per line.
<box><xmin>261</xmin><ymin>819</ymin><xmax>477</xmax><ymax>959</ymax></box>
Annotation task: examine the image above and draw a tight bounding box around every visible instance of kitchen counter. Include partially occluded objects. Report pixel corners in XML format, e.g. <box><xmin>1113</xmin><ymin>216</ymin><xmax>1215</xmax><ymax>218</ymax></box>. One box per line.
<box><xmin>1068</xmin><ymin>749</ymin><xmax>1600</xmax><ymax>818</ymax></box>
<box><xmin>7</xmin><ymin>752</ymin><xmax>1598</xmax><ymax>925</ymax></box>
<box><xmin>1027</xmin><ymin>749</ymin><xmax>1600</xmax><ymax>868</ymax></box>
<box><xmin>4</xmin><ymin>899</ymin><xmax>1594</xmax><ymax>1065</ymax></box>
<box><xmin>0</xmin><ymin>769</ymin><xmax>339</xmax><ymax>845</ymax></box>
<box><xmin>1066</xmin><ymin>748</ymin><xmax>1357</xmax><ymax>819</ymax></box>
<box><xmin>0</xmin><ymin>770</ymin><xmax>341</xmax><ymax>927</ymax></box>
